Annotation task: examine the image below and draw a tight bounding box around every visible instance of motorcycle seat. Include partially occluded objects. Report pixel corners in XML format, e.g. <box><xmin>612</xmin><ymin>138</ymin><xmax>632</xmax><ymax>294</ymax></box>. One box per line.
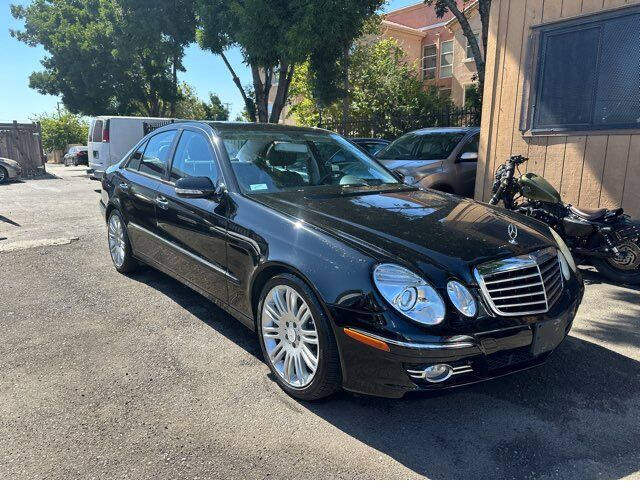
<box><xmin>570</xmin><ymin>206</ymin><xmax>608</xmax><ymax>220</ymax></box>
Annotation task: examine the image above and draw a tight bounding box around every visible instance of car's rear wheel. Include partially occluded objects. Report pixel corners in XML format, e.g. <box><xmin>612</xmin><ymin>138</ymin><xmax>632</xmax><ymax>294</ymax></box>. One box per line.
<box><xmin>107</xmin><ymin>210</ymin><xmax>138</xmax><ymax>273</ymax></box>
<box><xmin>0</xmin><ymin>166</ymin><xmax>8</xmax><ymax>184</ymax></box>
<box><xmin>257</xmin><ymin>274</ymin><xmax>341</xmax><ymax>400</ymax></box>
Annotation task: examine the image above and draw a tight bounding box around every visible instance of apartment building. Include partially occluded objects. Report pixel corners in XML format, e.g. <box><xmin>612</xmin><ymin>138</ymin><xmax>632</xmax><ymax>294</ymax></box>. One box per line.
<box><xmin>382</xmin><ymin>0</ymin><xmax>481</xmax><ymax>107</ymax></box>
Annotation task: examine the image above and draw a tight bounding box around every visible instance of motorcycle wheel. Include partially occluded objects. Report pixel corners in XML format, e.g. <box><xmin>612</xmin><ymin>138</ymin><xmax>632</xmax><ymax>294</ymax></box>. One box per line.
<box><xmin>593</xmin><ymin>240</ymin><xmax>640</xmax><ymax>285</ymax></box>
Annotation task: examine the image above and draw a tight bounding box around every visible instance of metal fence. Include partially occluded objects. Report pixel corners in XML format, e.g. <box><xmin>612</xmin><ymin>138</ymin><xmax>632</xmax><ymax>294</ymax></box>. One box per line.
<box><xmin>318</xmin><ymin>108</ymin><xmax>481</xmax><ymax>139</ymax></box>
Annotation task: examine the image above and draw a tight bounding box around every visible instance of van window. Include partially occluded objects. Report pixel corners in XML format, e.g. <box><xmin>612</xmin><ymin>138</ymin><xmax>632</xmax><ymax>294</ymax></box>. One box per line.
<box><xmin>92</xmin><ymin>120</ymin><xmax>103</xmax><ymax>142</ymax></box>
<box><xmin>138</xmin><ymin>130</ymin><xmax>177</xmax><ymax>178</ymax></box>
<box><xmin>170</xmin><ymin>131</ymin><xmax>218</xmax><ymax>184</ymax></box>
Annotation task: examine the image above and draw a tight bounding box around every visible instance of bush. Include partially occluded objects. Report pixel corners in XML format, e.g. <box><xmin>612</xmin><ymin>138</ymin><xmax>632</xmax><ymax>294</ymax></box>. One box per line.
<box><xmin>34</xmin><ymin>111</ymin><xmax>88</xmax><ymax>151</ymax></box>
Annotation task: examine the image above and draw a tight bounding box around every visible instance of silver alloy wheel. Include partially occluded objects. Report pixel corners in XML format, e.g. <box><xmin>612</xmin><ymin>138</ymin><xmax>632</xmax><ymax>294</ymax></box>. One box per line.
<box><xmin>0</xmin><ymin>168</ymin><xmax>6</xmax><ymax>182</ymax></box>
<box><xmin>108</xmin><ymin>214</ymin><xmax>126</xmax><ymax>268</ymax></box>
<box><xmin>261</xmin><ymin>285</ymin><xmax>319</xmax><ymax>388</ymax></box>
<box><xmin>608</xmin><ymin>241</ymin><xmax>640</xmax><ymax>271</ymax></box>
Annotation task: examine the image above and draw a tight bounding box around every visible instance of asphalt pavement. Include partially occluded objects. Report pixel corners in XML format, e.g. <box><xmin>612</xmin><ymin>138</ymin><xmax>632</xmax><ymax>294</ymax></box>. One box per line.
<box><xmin>1</xmin><ymin>164</ymin><xmax>639</xmax><ymax>479</ymax></box>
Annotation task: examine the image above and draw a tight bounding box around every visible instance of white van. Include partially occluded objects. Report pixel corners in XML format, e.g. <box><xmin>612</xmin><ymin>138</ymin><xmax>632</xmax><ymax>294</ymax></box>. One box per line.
<box><xmin>87</xmin><ymin>116</ymin><xmax>177</xmax><ymax>179</ymax></box>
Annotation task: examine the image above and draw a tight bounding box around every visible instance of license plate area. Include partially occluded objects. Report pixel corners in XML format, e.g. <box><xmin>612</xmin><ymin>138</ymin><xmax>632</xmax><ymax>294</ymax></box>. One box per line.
<box><xmin>531</xmin><ymin>317</ymin><xmax>568</xmax><ymax>356</ymax></box>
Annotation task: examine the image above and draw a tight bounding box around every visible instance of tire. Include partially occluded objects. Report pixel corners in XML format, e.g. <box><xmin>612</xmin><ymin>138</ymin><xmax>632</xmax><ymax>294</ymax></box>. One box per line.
<box><xmin>0</xmin><ymin>166</ymin><xmax>8</xmax><ymax>184</ymax></box>
<box><xmin>107</xmin><ymin>210</ymin><xmax>138</xmax><ymax>274</ymax></box>
<box><xmin>257</xmin><ymin>273</ymin><xmax>341</xmax><ymax>401</ymax></box>
<box><xmin>592</xmin><ymin>240</ymin><xmax>640</xmax><ymax>285</ymax></box>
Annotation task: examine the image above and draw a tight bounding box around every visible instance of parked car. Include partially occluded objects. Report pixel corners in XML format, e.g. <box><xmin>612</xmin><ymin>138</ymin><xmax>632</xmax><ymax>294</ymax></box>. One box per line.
<box><xmin>100</xmin><ymin>121</ymin><xmax>583</xmax><ymax>400</ymax></box>
<box><xmin>63</xmin><ymin>146</ymin><xmax>88</xmax><ymax>166</ymax></box>
<box><xmin>0</xmin><ymin>157</ymin><xmax>22</xmax><ymax>184</ymax></box>
<box><xmin>376</xmin><ymin>127</ymin><xmax>480</xmax><ymax>197</ymax></box>
<box><xmin>88</xmin><ymin>116</ymin><xmax>176</xmax><ymax>180</ymax></box>
<box><xmin>350</xmin><ymin>137</ymin><xmax>390</xmax><ymax>156</ymax></box>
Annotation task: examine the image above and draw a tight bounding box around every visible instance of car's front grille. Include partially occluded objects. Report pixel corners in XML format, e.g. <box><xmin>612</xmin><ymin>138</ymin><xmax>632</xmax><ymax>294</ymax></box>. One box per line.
<box><xmin>474</xmin><ymin>247</ymin><xmax>563</xmax><ymax>316</ymax></box>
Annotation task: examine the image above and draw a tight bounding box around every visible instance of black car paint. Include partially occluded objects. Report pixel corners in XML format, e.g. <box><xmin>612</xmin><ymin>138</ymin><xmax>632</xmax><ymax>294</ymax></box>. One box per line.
<box><xmin>101</xmin><ymin>122</ymin><xmax>583</xmax><ymax>398</ymax></box>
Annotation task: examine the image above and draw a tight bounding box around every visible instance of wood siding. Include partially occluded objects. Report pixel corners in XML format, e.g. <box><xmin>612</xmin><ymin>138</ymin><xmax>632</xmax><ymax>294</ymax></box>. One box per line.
<box><xmin>477</xmin><ymin>0</ymin><xmax>640</xmax><ymax>216</ymax></box>
<box><xmin>0</xmin><ymin>122</ymin><xmax>45</xmax><ymax>177</ymax></box>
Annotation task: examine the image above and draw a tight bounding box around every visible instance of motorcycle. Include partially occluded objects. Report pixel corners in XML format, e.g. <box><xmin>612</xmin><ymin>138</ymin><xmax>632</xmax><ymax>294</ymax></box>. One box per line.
<box><xmin>490</xmin><ymin>155</ymin><xmax>640</xmax><ymax>285</ymax></box>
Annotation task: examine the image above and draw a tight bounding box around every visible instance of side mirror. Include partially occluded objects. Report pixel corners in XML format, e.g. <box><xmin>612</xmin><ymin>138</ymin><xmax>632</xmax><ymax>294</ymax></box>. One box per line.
<box><xmin>460</xmin><ymin>151</ymin><xmax>478</xmax><ymax>161</ymax></box>
<box><xmin>175</xmin><ymin>176</ymin><xmax>221</xmax><ymax>199</ymax></box>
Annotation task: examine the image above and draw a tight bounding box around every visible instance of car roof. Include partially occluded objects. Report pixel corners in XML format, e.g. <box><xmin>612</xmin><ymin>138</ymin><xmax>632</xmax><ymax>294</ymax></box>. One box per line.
<box><xmin>205</xmin><ymin>121</ymin><xmax>334</xmax><ymax>136</ymax></box>
<box><xmin>409</xmin><ymin>127</ymin><xmax>480</xmax><ymax>135</ymax></box>
<box><xmin>351</xmin><ymin>138</ymin><xmax>390</xmax><ymax>142</ymax></box>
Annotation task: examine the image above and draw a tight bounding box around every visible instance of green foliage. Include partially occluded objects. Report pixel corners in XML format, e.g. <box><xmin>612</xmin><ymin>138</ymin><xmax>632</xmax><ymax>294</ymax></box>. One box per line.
<box><xmin>289</xmin><ymin>38</ymin><xmax>454</xmax><ymax>138</ymax></box>
<box><xmin>196</xmin><ymin>0</ymin><xmax>383</xmax><ymax>123</ymax></box>
<box><xmin>11</xmin><ymin>0</ymin><xmax>195</xmax><ymax>117</ymax></box>
<box><xmin>34</xmin><ymin>111</ymin><xmax>89</xmax><ymax>151</ymax></box>
<box><xmin>173</xmin><ymin>83</ymin><xmax>230</xmax><ymax>120</ymax></box>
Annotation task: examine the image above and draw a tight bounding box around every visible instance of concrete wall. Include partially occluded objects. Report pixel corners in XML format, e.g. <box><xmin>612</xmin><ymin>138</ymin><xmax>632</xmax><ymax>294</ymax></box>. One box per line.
<box><xmin>477</xmin><ymin>0</ymin><xmax>640</xmax><ymax>216</ymax></box>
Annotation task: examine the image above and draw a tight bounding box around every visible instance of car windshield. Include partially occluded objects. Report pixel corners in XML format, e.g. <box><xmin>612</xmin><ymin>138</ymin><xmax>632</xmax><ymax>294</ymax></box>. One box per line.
<box><xmin>220</xmin><ymin>130</ymin><xmax>400</xmax><ymax>194</ymax></box>
<box><xmin>377</xmin><ymin>132</ymin><xmax>465</xmax><ymax>161</ymax></box>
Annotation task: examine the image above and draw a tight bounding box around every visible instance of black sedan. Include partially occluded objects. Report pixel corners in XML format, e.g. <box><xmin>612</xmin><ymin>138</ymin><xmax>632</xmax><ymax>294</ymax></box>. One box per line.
<box><xmin>100</xmin><ymin>122</ymin><xmax>583</xmax><ymax>400</ymax></box>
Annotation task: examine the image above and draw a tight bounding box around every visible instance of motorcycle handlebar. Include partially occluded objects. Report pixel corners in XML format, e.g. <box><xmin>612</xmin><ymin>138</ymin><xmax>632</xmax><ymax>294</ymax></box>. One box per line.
<box><xmin>509</xmin><ymin>155</ymin><xmax>529</xmax><ymax>165</ymax></box>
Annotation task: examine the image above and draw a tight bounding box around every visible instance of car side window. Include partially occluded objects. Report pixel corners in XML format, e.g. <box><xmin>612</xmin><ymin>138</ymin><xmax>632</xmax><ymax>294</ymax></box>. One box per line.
<box><xmin>459</xmin><ymin>134</ymin><xmax>479</xmax><ymax>157</ymax></box>
<box><xmin>170</xmin><ymin>130</ymin><xmax>219</xmax><ymax>184</ymax></box>
<box><xmin>138</xmin><ymin>130</ymin><xmax>177</xmax><ymax>178</ymax></box>
<box><xmin>126</xmin><ymin>140</ymin><xmax>148</xmax><ymax>170</ymax></box>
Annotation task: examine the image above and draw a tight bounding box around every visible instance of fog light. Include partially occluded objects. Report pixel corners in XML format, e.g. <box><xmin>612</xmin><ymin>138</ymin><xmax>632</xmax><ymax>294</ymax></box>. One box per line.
<box><xmin>423</xmin><ymin>364</ymin><xmax>453</xmax><ymax>383</ymax></box>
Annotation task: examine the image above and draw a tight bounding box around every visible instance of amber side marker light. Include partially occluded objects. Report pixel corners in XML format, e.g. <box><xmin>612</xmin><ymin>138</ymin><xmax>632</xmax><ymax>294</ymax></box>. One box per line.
<box><xmin>343</xmin><ymin>328</ymin><xmax>390</xmax><ymax>352</ymax></box>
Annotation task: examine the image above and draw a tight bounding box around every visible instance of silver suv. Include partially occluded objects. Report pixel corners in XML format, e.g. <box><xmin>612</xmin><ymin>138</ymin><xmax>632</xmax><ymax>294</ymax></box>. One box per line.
<box><xmin>376</xmin><ymin>127</ymin><xmax>480</xmax><ymax>197</ymax></box>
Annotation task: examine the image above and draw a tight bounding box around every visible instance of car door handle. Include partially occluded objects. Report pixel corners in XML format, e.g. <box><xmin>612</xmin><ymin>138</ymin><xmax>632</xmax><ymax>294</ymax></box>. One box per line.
<box><xmin>155</xmin><ymin>195</ymin><xmax>169</xmax><ymax>210</ymax></box>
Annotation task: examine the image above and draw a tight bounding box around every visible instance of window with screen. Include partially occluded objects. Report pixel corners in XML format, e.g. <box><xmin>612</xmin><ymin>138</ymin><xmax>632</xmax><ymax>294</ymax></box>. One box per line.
<box><xmin>138</xmin><ymin>130</ymin><xmax>177</xmax><ymax>178</ymax></box>
<box><xmin>440</xmin><ymin>40</ymin><xmax>453</xmax><ymax>78</ymax></box>
<box><xmin>522</xmin><ymin>5</ymin><xmax>640</xmax><ymax>133</ymax></box>
<box><xmin>466</xmin><ymin>33</ymin><xmax>480</xmax><ymax>60</ymax></box>
<box><xmin>170</xmin><ymin>130</ymin><xmax>219</xmax><ymax>184</ymax></box>
<box><xmin>422</xmin><ymin>45</ymin><xmax>437</xmax><ymax>80</ymax></box>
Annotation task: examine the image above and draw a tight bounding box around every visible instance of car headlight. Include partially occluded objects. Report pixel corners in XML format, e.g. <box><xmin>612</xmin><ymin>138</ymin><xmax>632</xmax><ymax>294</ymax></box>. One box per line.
<box><xmin>373</xmin><ymin>264</ymin><xmax>445</xmax><ymax>325</ymax></box>
<box><xmin>446</xmin><ymin>280</ymin><xmax>477</xmax><ymax>317</ymax></box>
<box><xmin>548</xmin><ymin>227</ymin><xmax>577</xmax><ymax>276</ymax></box>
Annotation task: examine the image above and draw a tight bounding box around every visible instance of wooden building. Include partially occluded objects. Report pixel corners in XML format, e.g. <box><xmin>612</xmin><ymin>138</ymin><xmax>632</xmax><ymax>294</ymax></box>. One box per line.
<box><xmin>476</xmin><ymin>0</ymin><xmax>640</xmax><ymax>216</ymax></box>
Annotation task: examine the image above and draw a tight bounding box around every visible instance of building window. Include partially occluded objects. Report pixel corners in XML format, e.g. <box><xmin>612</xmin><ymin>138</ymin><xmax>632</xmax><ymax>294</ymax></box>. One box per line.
<box><xmin>463</xmin><ymin>83</ymin><xmax>477</xmax><ymax>107</ymax></box>
<box><xmin>521</xmin><ymin>5</ymin><xmax>640</xmax><ymax>134</ymax></box>
<box><xmin>422</xmin><ymin>44</ymin><xmax>437</xmax><ymax>80</ymax></box>
<box><xmin>440</xmin><ymin>40</ymin><xmax>453</xmax><ymax>78</ymax></box>
<box><xmin>466</xmin><ymin>32</ymin><xmax>480</xmax><ymax>60</ymax></box>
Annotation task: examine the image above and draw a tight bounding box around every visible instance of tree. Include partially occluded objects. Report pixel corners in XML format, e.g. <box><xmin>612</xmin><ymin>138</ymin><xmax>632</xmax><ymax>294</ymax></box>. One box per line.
<box><xmin>196</xmin><ymin>0</ymin><xmax>383</xmax><ymax>124</ymax></box>
<box><xmin>33</xmin><ymin>111</ymin><xmax>88</xmax><ymax>151</ymax></box>
<box><xmin>289</xmin><ymin>38</ymin><xmax>453</xmax><ymax>138</ymax></box>
<box><xmin>173</xmin><ymin>83</ymin><xmax>230</xmax><ymax>120</ymax></box>
<box><xmin>10</xmin><ymin>0</ymin><xmax>195</xmax><ymax>117</ymax></box>
<box><xmin>425</xmin><ymin>0</ymin><xmax>491</xmax><ymax>90</ymax></box>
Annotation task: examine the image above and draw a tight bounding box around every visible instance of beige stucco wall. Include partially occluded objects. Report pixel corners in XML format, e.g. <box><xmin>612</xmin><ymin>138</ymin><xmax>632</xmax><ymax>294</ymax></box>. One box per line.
<box><xmin>477</xmin><ymin>0</ymin><xmax>640</xmax><ymax>217</ymax></box>
<box><xmin>381</xmin><ymin>24</ymin><xmax>424</xmax><ymax>73</ymax></box>
<box><xmin>449</xmin><ymin>11</ymin><xmax>483</xmax><ymax>106</ymax></box>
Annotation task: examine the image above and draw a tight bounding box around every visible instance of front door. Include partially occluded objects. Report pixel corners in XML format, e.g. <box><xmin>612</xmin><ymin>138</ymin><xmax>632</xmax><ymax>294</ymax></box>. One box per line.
<box><xmin>119</xmin><ymin>129</ymin><xmax>178</xmax><ymax>259</ymax></box>
<box><xmin>154</xmin><ymin>128</ymin><xmax>230</xmax><ymax>304</ymax></box>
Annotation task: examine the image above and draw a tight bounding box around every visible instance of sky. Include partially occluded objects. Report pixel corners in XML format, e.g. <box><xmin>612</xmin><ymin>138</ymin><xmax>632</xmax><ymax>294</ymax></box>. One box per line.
<box><xmin>0</xmin><ymin>0</ymin><xmax>419</xmax><ymax>122</ymax></box>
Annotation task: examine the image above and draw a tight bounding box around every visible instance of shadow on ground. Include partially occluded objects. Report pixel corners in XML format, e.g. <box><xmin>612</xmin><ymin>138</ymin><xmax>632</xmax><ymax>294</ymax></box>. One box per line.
<box><xmin>130</xmin><ymin>267</ymin><xmax>640</xmax><ymax>479</ymax></box>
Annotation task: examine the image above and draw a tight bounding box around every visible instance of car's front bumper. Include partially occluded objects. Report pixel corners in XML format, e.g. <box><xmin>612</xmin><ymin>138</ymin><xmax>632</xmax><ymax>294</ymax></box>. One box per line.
<box><xmin>335</xmin><ymin>283</ymin><xmax>583</xmax><ymax>398</ymax></box>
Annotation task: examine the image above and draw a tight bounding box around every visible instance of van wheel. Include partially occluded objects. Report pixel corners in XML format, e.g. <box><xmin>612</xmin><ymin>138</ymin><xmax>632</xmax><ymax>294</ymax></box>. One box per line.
<box><xmin>107</xmin><ymin>211</ymin><xmax>138</xmax><ymax>273</ymax></box>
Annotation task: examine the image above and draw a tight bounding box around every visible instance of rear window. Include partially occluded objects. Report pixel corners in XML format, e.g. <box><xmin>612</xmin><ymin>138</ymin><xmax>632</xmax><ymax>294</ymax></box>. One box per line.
<box><xmin>91</xmin><ymin>120</ymin><xmax>103</xmax><ymax>142</ymax></box>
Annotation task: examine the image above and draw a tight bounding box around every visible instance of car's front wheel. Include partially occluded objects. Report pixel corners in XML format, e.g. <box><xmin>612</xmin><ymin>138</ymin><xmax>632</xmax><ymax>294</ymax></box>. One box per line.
<box><xmin>107</xmin><ymin>210</ymin><xmax>138</xmax><ymax>274</ymax></box>
<box><xmin>257</xmin><ymin>274</ymin><xmax>341</xmax><ymax>400</ymax></box>
<box><xmin>0</xmin><ymin>166</ymin><xmax>8</xmax><ymax>184</ymax></box>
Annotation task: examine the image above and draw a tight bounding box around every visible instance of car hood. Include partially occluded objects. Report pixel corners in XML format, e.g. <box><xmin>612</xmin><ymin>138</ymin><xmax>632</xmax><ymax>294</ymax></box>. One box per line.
<box><xmin>0</xmin><ymin>158</ymin><xmax>20</xmax><ymax>168</ymax></box>
<box><xmin>251</xmin><ymin>186</ymin><xmax>552</xmax><ymax>284</ymax></box>
<box><xmin>377</xmin><ymin>158</ymin><xmax>442</xmax><ymax>171</ymax></box>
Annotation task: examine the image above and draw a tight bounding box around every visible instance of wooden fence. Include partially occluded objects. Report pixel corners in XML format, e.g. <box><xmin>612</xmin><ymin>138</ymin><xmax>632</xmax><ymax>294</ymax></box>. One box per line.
<box><xmin>0</xmin><ymin>121</ymin><xmax>46</xmax><ymax>177</ymax></box>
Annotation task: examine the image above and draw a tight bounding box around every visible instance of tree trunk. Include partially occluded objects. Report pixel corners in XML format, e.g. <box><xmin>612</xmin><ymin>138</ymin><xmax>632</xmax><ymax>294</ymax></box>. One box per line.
<box><xmin>252</xmin><ymin>65</ymin><xmax>271</xmax><ymax>123</ymax></box>
<box><xmin>341</xmin><ymin>46</ymin><xmax>350</xmax><ymax>135</ymax></box>
<box><xmin>443</xmin><ymin>0</ymin><xmax>486</xmax><ymax>89</ymax></box>
<box><xmin>269</xmin><ymin>62</ymin><xmax>295</xmax><ymax>124</ymax></box>
<box><xmin>170</xmin><ymin>50</ymin><xmax>177</xmax><ymax>117</ymax></box>
<box><xmin>220</xmin><ymin>51</ymin><xmax>257</xmax><ymax>122</ymax></box>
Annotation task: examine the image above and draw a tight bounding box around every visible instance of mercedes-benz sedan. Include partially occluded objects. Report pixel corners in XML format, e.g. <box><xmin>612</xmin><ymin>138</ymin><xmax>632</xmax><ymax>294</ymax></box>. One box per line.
<box><xmin>100</xmin><ymin>122</ymin><xmax>583</xmax><ymax>400</ymax></box>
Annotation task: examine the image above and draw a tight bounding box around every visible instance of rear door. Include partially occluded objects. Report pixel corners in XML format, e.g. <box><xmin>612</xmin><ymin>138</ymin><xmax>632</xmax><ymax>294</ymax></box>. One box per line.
<box><xmin>154</xmin><ymin>127</ymin><xmax>230</xmax><ymax>304</ymax></box>
<box><xmin>118</xmin><ymin>129</ymin><xmax>178</xmax><ymax>259</ymax></box>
